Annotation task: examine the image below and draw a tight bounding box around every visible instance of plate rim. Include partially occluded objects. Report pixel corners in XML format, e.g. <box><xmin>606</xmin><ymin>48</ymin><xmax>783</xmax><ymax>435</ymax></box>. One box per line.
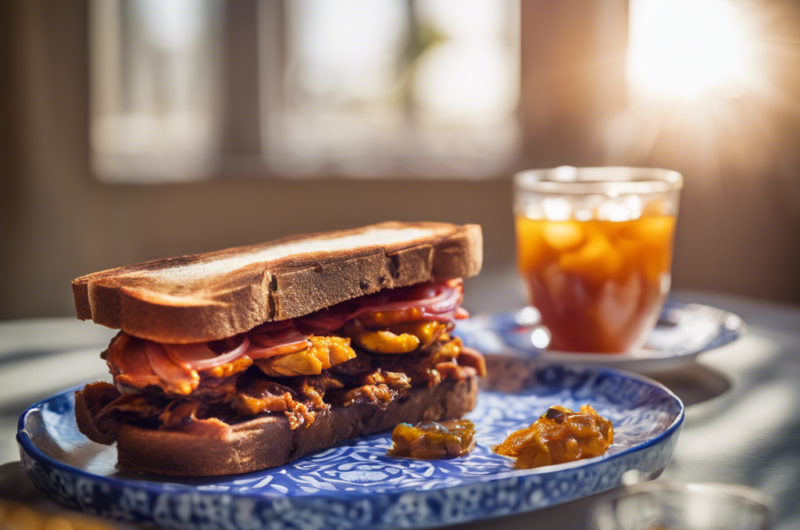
<box><xmin>17</xmin><ymin>363</ymin><xmax>685</xmax><ymax>503</ymax></box>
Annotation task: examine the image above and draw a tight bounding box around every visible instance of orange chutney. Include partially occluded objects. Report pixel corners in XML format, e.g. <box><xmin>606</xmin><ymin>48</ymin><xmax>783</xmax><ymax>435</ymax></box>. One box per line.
<box><xmin>516</xmin><ymin>215</ymin><xmax>676</xmax><ymax>353</ymax></box>
<box><xmin>493</xmin><ymin>405</ymin><xmax>614</xmax><ymax>469</ymax></box>
<box><xmin>388</xmin><ymin>419</ymin><xmax>476</xmax><ymax>460</ymax></box>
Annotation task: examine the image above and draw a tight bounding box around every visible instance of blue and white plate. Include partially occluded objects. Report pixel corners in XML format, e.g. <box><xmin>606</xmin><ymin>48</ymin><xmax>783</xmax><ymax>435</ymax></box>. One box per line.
<box><xmin>454</xmin><ymin>300</ymin><xmax>745</xmax><ymax>373</ymax></box>
<box><xmin>18</xmin><ymin>361</ymin><xmax>683</xmax><ymax>530</ymax></box>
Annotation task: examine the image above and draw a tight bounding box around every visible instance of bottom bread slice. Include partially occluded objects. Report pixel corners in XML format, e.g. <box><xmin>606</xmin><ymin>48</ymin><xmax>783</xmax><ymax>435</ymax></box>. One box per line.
<box><xmin>80</xmin><ymin>376</ymin><xmax>478</xmax><ymax>477</ymax></box>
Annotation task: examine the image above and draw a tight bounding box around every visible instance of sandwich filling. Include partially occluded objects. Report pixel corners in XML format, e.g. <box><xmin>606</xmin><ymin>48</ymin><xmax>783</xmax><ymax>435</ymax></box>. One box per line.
<box><xmin>80</xmin><ymin>279</ymin><xmax>486</xmax><ymax>436</ymax></box>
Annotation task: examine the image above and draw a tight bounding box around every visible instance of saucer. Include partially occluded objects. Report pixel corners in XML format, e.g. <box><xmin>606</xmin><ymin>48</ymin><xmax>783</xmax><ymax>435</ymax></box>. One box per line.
<box><xmin>454</xmin><ymin>300</ymin><xmax>745</xmax><ymax>372</ymax></box>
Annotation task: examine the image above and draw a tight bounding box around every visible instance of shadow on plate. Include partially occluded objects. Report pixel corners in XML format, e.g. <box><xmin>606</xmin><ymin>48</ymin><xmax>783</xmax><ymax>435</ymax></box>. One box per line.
<box><xmin>483</xmin><ymin>356</ymin><xmax>731</xmax><ymax>408</ymax></box>
<box><xmin>644</xmin><ymin>363</ymin><xmax>732</xmax><ymax>407</ymax></box>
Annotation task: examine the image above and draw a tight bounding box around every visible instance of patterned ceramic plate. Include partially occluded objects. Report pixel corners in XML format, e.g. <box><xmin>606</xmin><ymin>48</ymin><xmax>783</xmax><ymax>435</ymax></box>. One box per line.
<box><xmin>454</xmin><ymin>300</ymin><xmax>745</xmax><ymax>372</ymax></box>
<box><xmin>18</xmin><ymin>361</ymin><xmax>683</xmax><ymax>530</ymax></box>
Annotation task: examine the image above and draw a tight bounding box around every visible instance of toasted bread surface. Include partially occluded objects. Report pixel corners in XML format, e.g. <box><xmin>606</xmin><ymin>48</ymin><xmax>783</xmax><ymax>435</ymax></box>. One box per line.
<box><xmin>77</xmin><ymin>376</ymin><xmax>478</xmax><ymax>476</ymax></box>
<box><xmin>73</xmin><ymin>222</ymin><xmax>482</xmax><ymax>343</ymax></box>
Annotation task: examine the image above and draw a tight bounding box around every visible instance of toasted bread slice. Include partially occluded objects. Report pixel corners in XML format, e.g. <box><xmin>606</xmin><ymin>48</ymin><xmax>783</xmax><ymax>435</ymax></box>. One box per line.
<box><xmin>75</xmin><ymin>376</ymin><xmax>478</xmax><ymax>476</ymax></box>
<box><xmin>72</xmin><ymin>222</ymin><xmax>482</xmax><ymax>344</ymax></box>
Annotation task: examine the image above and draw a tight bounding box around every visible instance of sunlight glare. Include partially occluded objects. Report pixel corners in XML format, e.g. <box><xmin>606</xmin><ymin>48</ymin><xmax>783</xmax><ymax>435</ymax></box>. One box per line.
<box><xmin>627</xmin><ymin>0</ymin><xmax>754</xmax><ymax>99</ymax></box>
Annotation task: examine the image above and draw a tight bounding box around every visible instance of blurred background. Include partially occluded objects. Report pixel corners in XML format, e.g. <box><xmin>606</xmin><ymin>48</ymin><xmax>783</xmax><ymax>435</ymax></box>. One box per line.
<box><xmin>2</xmin><ymin>0</ymin><xmax>800</xmax><ymax>321</ymax></box>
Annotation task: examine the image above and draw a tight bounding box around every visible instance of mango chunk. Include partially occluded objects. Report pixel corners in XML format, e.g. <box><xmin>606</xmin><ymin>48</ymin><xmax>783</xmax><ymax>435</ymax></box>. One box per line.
<box><xmin>344</xmin><ymin>321</ymin><xmax>446</xmax><ymax>354</ymax></box>
<box><xmin>257</xmin><ymin>336</ymin><xmax>355</xmax><ymax>377</ymax></box>
<box><xmin>354</xmin><ymin>330</ymin><xmax>420</xmax><ymax>354</ymax></box>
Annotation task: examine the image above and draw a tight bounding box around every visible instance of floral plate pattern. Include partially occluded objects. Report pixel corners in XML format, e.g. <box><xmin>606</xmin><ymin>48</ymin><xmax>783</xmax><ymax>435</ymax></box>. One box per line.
<box><xmin>18</xmin><ymin>361</ymin><xmax>683</xmax><ymax>530</ymax></box>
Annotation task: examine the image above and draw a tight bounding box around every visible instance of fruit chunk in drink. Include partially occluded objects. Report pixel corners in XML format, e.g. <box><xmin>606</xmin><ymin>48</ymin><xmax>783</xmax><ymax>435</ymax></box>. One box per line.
<box><xmin>516</xmin><ymin>215</ymin><xmax>676</xmax><ymax>353</ymax></box>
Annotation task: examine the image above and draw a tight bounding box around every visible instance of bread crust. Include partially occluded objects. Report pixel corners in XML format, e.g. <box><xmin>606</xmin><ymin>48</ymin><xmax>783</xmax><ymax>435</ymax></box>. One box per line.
<box><xmin>74</xmin><ymin>388</ymin><xmax>118</xmax><ymax>445</ymax></box>
<box><xmin>72</xmin><ymin>222</ymin><xmax>482</xmax><ymax>344</ymax></box>
<box><xmin>81</xmin><ymin>377</ymin><xmax>478</xmax><ymax>477</ymax></box>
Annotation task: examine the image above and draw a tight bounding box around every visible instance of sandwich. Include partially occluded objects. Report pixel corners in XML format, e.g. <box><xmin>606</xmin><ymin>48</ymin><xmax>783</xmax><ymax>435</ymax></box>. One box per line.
<box><xmin>73</xmin><ymin>222</ymin><xmax>486</xmax><ymax>476</ymax></box>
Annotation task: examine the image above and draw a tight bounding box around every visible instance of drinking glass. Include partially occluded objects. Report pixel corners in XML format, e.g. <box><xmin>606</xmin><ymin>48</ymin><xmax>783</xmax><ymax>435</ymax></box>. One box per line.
<box><xmin>588</xmin><ymin>482</ymin><xmax>773</xmax><ymax>530</ymax></box>
<box><xmin>514</xmin><ymin>167</ymin><xmax>683</xmax><ymax>353</ymax></box>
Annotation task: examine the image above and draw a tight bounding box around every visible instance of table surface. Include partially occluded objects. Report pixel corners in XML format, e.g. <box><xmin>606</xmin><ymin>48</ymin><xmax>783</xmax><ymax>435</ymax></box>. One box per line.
<box><xmin>1</xmin><ymin>273</ymin><xmax>799</xmax><ymax>530</ymax></box>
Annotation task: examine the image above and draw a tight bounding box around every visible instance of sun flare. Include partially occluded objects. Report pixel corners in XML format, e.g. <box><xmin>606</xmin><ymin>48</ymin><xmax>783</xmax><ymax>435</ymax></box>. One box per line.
<box><xmin>626</xmin><ymin>0</ymin><xmax>755</xmax><ymax>99</ymax></box>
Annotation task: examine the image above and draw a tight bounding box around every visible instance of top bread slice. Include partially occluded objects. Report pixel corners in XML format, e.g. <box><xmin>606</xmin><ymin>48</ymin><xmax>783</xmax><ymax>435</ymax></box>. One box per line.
<box><xmin>73</xmin><ymin>222</ymin><xmax>482</xmax><ymax>344</ymax></box>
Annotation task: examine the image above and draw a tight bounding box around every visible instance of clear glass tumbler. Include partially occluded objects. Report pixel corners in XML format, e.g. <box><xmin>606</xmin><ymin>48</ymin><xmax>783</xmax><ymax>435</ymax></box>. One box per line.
<box><xmin>588</xmin><ymin>482</ymin><xmax>773</xmax><ymax>530</ymax></box>
<box><xmin>514</xmin><ymin>167</ymin><xmax>683</xmax><ymax>353</ymax></box>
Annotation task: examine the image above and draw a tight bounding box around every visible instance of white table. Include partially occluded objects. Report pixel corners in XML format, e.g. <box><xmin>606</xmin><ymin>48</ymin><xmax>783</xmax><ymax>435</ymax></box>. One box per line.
<box><xmin>1</xmin><ymin>281</ymin><xmax>799</xmax><ymax>529</ymax></box>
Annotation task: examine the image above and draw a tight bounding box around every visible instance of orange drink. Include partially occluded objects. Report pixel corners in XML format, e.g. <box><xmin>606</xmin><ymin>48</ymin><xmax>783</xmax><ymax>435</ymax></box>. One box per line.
<box><xmin>514</xmin><ymin>167</ymin><xmax>682</xmax><ymax>353</ymax></box>
<box><xmin>516</xmin><ymin>216</ymin><xmax>675</xmax><ymax>352</ymax></box>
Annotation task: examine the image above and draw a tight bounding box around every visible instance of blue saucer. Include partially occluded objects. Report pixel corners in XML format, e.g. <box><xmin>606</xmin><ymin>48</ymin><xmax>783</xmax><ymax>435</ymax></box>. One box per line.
<box><xmin>454</xmin><ymin>300</ymin><xmax>745</xmax><ymax>372</ymax></box>
<box><xmin>18</xmin><ymin>361</ymin><xmax>683</xmax><ymax>530</ymax></box>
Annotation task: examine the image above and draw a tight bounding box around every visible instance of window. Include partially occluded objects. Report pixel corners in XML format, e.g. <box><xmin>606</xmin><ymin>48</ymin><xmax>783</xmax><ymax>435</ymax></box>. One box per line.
<box><xmin>90</xmin><ymin>0</ymin><xmax>225</xmax><ymax>181</ymax></box>
<box><xmin>90</xmin><ymin>0</ymin><xmax>521</xmax><ymax>182</ymax></box>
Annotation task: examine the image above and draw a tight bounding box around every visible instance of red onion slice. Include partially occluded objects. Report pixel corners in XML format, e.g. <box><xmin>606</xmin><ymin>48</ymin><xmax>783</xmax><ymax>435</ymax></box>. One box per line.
<box><xmin>414</xmin><ymin>307</ymin><xmax>469</xmax><ymax>322</ymax></box>
<box><xmin>353</xmin><ymin>282</ymin><xmax>454</xmax><ymax>312</ymax></box>
<box><xmin>296</xmin><ymin>307</ymin><xmax>360</xmax><ymax>335</ymax></box>
<box><xmin>144</xmin><ymin>341</ymin><xmax>196</xmax><ymax>383</ymax></box>
<box><xmin>355</xmin><ymin>282</ymin><xmax>463</xmax><ymax>317</ymax></box>
<box><xmin>162</xmin><ymin>336</ymin><xmax>250</xmax><ymax>371</ymax></box>
<box><xmin>163</xmin><ymin>342</ymin><xmax>214</xmax><ymax>368</ymax></box>
<box><xmin>425</xmin><ymin>286</ymin><xmax>464</xmax><ymax>314</ymax></box>
<box><xmin>250</xmin><ymin>325</ymin><xmax>310</xmax><ymax>348</ymax></box>
<box><xmin>295</xmin><ymin>279</ymin><xmax>465</xmax><ymax>332</ymax></box>
<box><xmin>246</xmin><ymin>339</ymin><xmax>311</xmax><ymax>360</ymax></box>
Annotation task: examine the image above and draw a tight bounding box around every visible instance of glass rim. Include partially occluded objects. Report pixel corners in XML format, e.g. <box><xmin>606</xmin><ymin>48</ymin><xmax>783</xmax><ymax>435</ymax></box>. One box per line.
<box><xmin>514</xmin><ymin>166</ymin><xmax>683</xmax><ymax>195</ymax></box>
<box><xmin>588</xmin><ymin>481</ymin><xmax>774</xmax><ymax>517</ymax></box>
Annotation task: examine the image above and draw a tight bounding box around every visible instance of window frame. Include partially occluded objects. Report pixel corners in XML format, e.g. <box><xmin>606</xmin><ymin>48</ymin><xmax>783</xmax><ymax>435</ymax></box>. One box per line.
<box><xmin>87</xmin><ymin>0</ymin><xmax>628</xmax><ymax>184</ymax></box>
